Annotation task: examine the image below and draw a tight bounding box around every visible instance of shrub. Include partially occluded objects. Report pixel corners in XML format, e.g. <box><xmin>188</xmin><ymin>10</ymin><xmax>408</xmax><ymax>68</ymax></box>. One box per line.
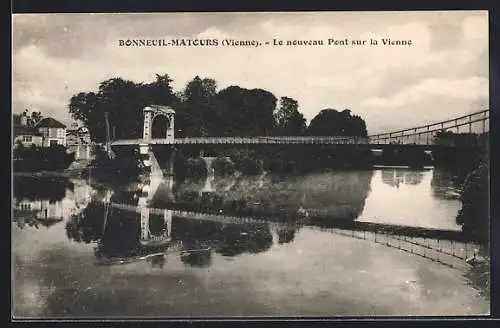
<box><xmin>174</xmin><ymin>155</ymin><xmax>207</xmax><ymax>181</ymax></box>
<box><xmin>456</xmin><ymin>163</ymin><xmax>489</xmax><ymax>244</ymax></box>
<box><xmin>13</xmin><ymin>144</ymin><xmax>74</xmax><ymax>171</ymax></box>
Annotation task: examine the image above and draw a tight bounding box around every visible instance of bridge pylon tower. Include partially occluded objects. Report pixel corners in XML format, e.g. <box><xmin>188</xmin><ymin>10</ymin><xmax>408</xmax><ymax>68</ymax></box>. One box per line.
<box><xmin>143</xmin><ymin>105</ymin><xmax>175</xmax><ymax>142</ymax></box>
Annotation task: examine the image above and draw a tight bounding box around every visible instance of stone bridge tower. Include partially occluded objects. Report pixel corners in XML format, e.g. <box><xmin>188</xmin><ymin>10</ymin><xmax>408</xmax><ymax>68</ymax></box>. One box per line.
<box><xmin>142</xmin><ymin>105</ymin><xmax>175</xmax><ymax>142</ymax></box>
<box><xmin>140</xmin><ymin>105</ymin><xmax>176</xmax><ymax>177</ymax></box>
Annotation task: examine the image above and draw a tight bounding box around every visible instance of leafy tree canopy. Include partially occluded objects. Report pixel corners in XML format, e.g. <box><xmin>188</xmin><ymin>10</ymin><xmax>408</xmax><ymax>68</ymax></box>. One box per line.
<box><xmin>68</xmin><ymin>74</ymin><xmax>368</xmax><ymax>141</ymax></box>
<box><xmin>307</xmin><ymin>109</ymin><xmax>368</xmax><ymax>137</ymax></box>
<box><xmin>274</xmin><ymin>97</ymin><xmax>307</xmax><ymax>136</ymax></box>
<box><xmin>69</xmin><ymin>74</ymin><xmax>178</xmax><ymax>142</ymax></box>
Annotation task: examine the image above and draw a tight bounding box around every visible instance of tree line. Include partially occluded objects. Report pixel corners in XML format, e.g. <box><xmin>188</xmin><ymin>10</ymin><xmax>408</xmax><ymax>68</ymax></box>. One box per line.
<box><xmin>13</xmin><ymin>109</ymin><xmax>43</xmax><ymax>127</ymax></box>
<box><xmin>68</xmin><ymin>74</ymin><xmax>368</xmax><ymax>142</ymax></box>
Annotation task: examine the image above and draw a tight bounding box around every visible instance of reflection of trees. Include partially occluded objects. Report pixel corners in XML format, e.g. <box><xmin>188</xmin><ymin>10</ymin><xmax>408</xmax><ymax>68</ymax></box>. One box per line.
<box><xmin>94</xmin><ymin>208</ymin><xmax>142</xmax><ymax>260</ymax></box>
<box><xmin>180</xmin><ymin>249</ymin><xmax>212</xmax><ymax>268</ymax></box>
<box><xmin>66</xmin><ymin>202</ymin><xmax>170</xmax><ymax>261</ymax></box>
<box><xmin>213</xmin><ymin>172</ymin><xmax>238</xmax><ymax>191</ymax></box>
<box><xmin>148</xmin><ymin>212</ymin><xmax>169</xmax><ymax>236</ymax></box>
<box><xmin>277</xmin><ymin>226</ymin><xmax>296</xmax><ymax>244</ymax></box>
<box><xmin>65</xmin><ymin>202</ymin><xmax>106</xmax><ymax>243</ymax></box>
<box><xmin>215</xmin><ymin>223</ymin><xmax>273</xmax><ymax>256</ymax></box>
<box><xmin>67</xmin><ymin>198</ymin><xmax>279</xmax><ymax>268</ymax></box>
<box><xmin>430</xmin><ymin>168</ymin><xmax>461</xmax><ymax>200</ymax></box>
<box><xmin>14</xmin><ymin>215</ymin><xmax>62</xmax><ymax>230</ymax></box>
<box><xmin>172</xmin><ymin>217</ymin><xmax>273</xmax><ymax>260</ymax></box>
<box><xmin>171</xmin><ymin>218</ymin><xmax>215</xmax><ymax>267</ymax></box>
<box><xmin>13</xmin><ymin>176</ymin><xmax>74</xmax><ymax>203</ymax></box>
<box><xmin>404</xmin><ymin>171</ymin><xmax>424</xmax><ymax>185</ymax></box>
<box><xmin>227</xmin><ymin>171</ymin><xmax>374</xmax><ymax>221</ymax></box>
<box><xmin>110</xmin><ymin>189</ymin><xmax>140</xmax><ymax>206</ymax></box>
<box><xmin>166</xmin><ymin>171</ymin><xmax>373</xmax><ymax>223</ymax></box>
<box><xmin>149</xmin><ymin>254</ymin><xmax>166</xmax><ymax>269</ymax></box>
<box><xmin>381</xmin><ymin>169</ymin><xmax>424</xmax><ymax>188</ymax></box>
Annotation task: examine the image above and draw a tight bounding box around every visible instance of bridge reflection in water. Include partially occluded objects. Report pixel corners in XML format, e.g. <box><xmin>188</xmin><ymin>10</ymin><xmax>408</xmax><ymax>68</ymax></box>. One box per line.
<box><xmin>79</xmin><ymin>168</ymin><xmax>479</xmax><ymax>271</ymax></box>
<box><xmin>99</xmin><ymin>201</ymin><xmax>476</xmax><ymax>270</ymax></box>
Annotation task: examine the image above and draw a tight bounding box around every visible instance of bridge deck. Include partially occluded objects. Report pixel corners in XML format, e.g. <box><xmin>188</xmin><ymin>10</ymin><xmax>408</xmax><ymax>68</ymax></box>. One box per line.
<box><xmin>111</xmin><ymin>136</ymin><xmax>369</xmax><ymax>146</ymax></box>
<box><xmin>109</xmin><ymin>136</ymin><xmax>448</xmax><ymax>147</ymax></box>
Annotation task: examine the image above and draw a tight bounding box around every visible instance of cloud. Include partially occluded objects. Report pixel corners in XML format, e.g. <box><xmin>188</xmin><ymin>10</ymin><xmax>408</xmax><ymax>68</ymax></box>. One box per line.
<box><xmin>12</xmin><ymin>11</ymin><xmax>488</xmax><ymax>134</ymax></box>
<box><xmin>360</xmin><ymin>77</ymin><xmax>488</xmax><ymax>133</ymax></box>
<box><xmin>362</xmin><ymin>77</ymin><xmax>488</xmax><ymax>108</ymax></box>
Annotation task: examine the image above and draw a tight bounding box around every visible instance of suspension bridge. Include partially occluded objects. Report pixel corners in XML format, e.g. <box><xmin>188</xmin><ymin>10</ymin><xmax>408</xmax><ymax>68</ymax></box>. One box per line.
<box><xmin>109</xmin><ymin>106</ymin><xmax>489</xmax><ymax>147</ymax></box>
<box><xmin>104</xmin><ymin>106</ymin><xmax>489</xmax><ymax>176</ymax></box>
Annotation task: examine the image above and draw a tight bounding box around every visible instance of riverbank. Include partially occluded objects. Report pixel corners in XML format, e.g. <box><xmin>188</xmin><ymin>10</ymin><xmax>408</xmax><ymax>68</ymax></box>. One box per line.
<box><xmin>14</xmin><ymin>171</ymin><xmax>73</xmax><ymax>178</ymax></box>
<box><xmin>14</xmin><ymin>168</ymin><xmax>88</xmax><ymax>178</ymax></box>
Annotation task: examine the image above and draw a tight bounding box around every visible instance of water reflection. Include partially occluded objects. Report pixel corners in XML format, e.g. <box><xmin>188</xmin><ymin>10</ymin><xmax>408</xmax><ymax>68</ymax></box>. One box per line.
<box><xmin>431</xmin><ymin>168</ymin><xmax>462</xmax><ymax>200</ymax></box>
<box><xmin>381</xmin><ymin>169</ymin><xmax>424</xmax><ymax>188</ymax></box>
<box><xmin>12</xmin><ymin>170</ymin><xmax>490</xmax><ymax>317</ymax></box>
<box><xmin>13</xmin><ymin>176</ymin><xmax>93</xmax><ymax>230</ymax></box>
<box><xmin>153</xmin><ymin>169</ymin><xmax>374</xmax><ymax>224</ymax></box>
<box><xmin>14</xmin><ymin>176</ymin><xmax>74</xmax><ymax>202</ymax></box>
<box><xmin>277</xmin><ymin>226</ymin><xmax>296</xmax><ymax>244</ymax></box>
<box><xmin>360</xmin><ymin>169</ymin><xmax>462</xmax><ymax>231</ymax></box>
<box><xmin>67</xmin><ymin>167</ymin><xmax>466</xmax><ymax>269</ymax></box>
<box><xmin>69</xmin><ymin>205</ymin><xmax>279</xmax><ymax>267</ymax></box>
<box><xmin>66</xmin><ymin>203</ymin><xmax>177</xmax><ymax>266</ymax></box>
<box><xmin>16</xmin><ymin>168</ymin><xmax>464</xmax><ymax>264</ymax></box>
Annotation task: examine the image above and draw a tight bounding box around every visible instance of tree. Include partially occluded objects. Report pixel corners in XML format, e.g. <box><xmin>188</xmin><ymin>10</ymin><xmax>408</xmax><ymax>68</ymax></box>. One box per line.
<box><xmin>215</xmin><ymin>86</ymin><xmax>277</xmax><ymax>136</ymax></box>
<box><xmin>13</xmin><ymin>109</ymin><xmax>44</xmax><ymax>127</ymax></box>
<box><xmin>456</xmin><ymin>163</ymin><xmax>489</xmax><ymax>243</ymax></box>
<box><xmin>433</xmin><ymin>130</ymin><xmax>480</xmax><ymax>147</ymax></box>
<box><xmin>144</xmin><ymin>74</ymin><xmax>178</xmax><ymax>106</ymax></box>
<box><xmin>307</xmin><ymin>108</ymin><xmax>367</xmax><ymax>137</ymax></box>
<box><xmin>68</xmin><ymin>75</ymin><xmax>179</xmax><ymax>142</ymax></box>
<box><xmin>69</xmin><ymin>92</ymin><xmax>101</xmax><ymax>138</ymax></box>
<box><xmin>176</xmin><ymin>76</ymin><xmax>218</xmax><ymax>137</ymax></box>
<box><xmin>30</xmin><ymin>111</ymin><xmax>43</xmax><ymax>126</ymax></box>
<box><xmin>274</xmin><ymin>96</ymin><xmax>307</xmax><ymax>135</ymax></box>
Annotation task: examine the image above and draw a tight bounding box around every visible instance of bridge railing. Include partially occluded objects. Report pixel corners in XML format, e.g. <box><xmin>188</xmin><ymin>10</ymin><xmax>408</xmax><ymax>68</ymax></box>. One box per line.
<box><xmin>368</xmin><ymin>109</ymin><xmax>489</xmax><ymax>145</ymax></box>
<box><xmin>172</xmin><ymin>136</ymin><xmax>369</xmax><ymax>145</ymax></box>
<box><xmin>110</xmin><ymin>109</ymin><xmax>489</xmax><ymax>146</ymax></box>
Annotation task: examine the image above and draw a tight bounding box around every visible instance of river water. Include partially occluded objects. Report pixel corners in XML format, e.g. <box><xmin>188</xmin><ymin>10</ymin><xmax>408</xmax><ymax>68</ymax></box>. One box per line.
<box><xmin>12</xmin><ymin>167</ymin><xmax>489</xmax><ymax>317</ymax></box>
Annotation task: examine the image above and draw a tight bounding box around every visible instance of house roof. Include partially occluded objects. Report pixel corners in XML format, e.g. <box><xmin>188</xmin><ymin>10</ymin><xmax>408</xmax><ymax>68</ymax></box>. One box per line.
<box><xmin>36</xmin><ymin>117</ymin><xmax>67</xmax><ymax>128</ymax></box>
<box><xmin>13</xmin><ymin>125</ymin><xmax>43</xmax><ymax>137</ymax></box>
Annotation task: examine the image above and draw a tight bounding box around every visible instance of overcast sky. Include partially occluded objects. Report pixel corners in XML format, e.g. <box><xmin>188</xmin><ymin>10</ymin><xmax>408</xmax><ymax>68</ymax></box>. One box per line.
<box><xmin>12</xmin><ymin>11</ymin><xmax>488</xmax><ymax>134</ymax></box>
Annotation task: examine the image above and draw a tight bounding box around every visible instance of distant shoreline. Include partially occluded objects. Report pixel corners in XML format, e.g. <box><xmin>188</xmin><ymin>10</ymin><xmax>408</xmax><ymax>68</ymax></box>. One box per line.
<box><xmin>13</xmin><ymin>170</ymin><xmax>80</xmax><ymax>178</ymax></box>
<box><xmin>13</xmin><ymin>164</ymin><xmax>437</xmax><ymax>179</ymax></box>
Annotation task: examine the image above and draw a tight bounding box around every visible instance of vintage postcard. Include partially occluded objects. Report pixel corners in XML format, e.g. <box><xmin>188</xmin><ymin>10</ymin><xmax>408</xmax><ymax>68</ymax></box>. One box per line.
<box><xmin>12</xmin><ymin>11</ymin><xmax>490</xmax><ymax>318</ymax></box>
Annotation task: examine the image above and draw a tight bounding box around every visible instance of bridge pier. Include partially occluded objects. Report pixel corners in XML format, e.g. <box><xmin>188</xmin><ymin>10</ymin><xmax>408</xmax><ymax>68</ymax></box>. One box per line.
<box><xmin>139</xmin><ymin>143</ymin><xmax>177</xmax><ymax>177</ymax></box>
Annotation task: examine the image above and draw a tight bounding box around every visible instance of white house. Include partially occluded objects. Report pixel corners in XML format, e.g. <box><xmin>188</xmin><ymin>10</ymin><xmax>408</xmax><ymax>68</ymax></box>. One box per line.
<box><xmin>35</xmin><ymin>117</ymin><xmax>67</xmax><ymax>147</ymax></box>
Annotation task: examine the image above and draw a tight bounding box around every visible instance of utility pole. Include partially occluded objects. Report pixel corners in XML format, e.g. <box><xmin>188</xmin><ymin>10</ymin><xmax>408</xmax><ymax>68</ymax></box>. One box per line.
<box><xmin>104</xmin><ymin>112</ymin><xmax>111</xmax><ymax>151</ymax></box>
<box><xmin>104</xmin><ymin>112</ymin><xmax>115</xmax><ymax>159</ymax></box>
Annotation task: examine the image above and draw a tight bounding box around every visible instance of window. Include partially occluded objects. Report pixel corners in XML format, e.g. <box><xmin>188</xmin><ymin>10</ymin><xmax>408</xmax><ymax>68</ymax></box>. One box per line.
<box><xmin>22</xmin><ymin>136</ymin><xmax>32</xmax><ymax>142</ymax></box>
<box><xmin>50</xmin><ymin>140</ymin><xmax>58</xmax><ymax>147</ymax></box>
<box><xmin>40</xmin><ymin>128</ymin><xmax>49</xmax><ymax>137</ymax></box>
<box><xmin>20</xmin><ymin>203</ymin><xmax>31</xmax><ymax>210</ymax></box>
